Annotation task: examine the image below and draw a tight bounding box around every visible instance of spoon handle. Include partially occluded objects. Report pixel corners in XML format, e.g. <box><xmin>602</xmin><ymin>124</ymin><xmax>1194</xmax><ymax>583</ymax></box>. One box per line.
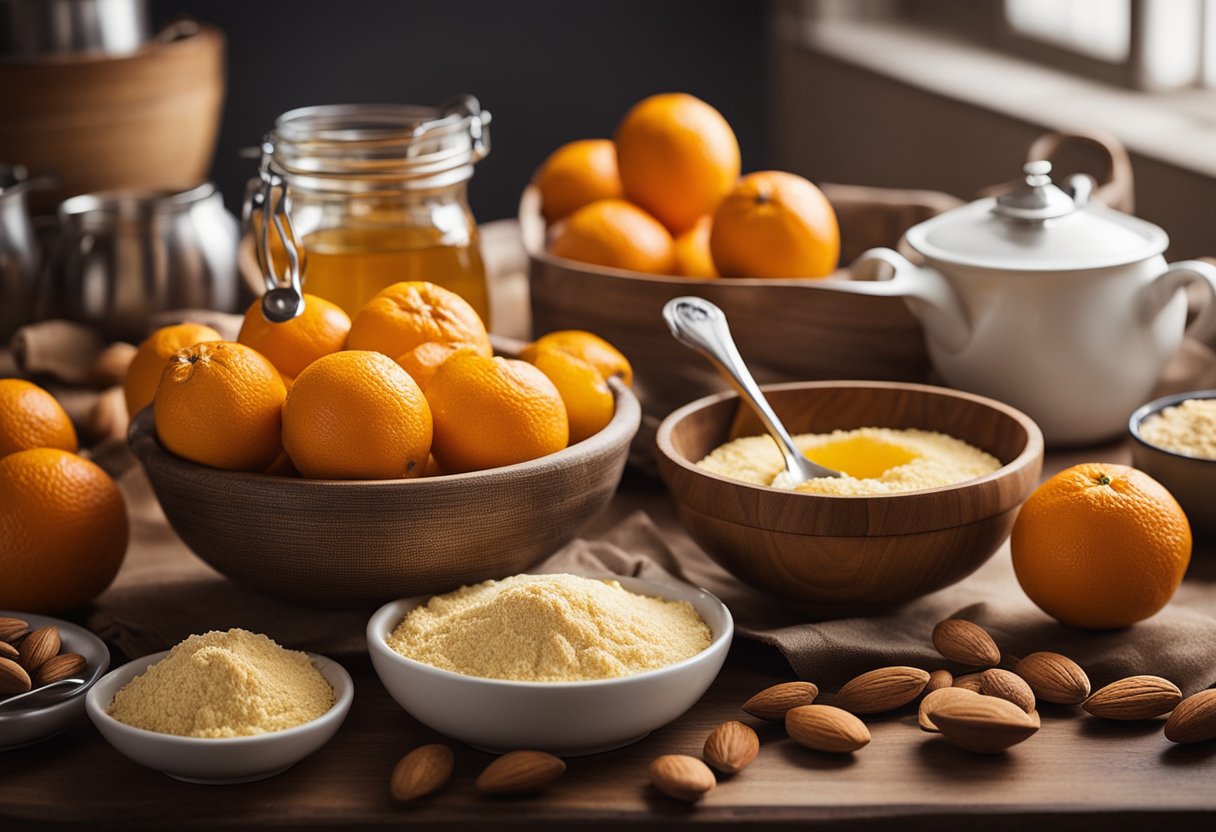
<box><xmin>662</xmin><ymin>297</ymin><xmax>836</xmax><ymax>480</ymax></box>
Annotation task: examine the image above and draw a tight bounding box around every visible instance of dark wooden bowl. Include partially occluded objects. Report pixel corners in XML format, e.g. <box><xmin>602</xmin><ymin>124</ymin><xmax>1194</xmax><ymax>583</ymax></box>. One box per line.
<box><xmin>128</xmin><ymin>380</ymin><xmax>640</xmax><ymax>608</ymax></box>
<box><xmin>656</xmin><ymin>381</ymin><xmax>1043</xmax><ymax>615</ymax></box>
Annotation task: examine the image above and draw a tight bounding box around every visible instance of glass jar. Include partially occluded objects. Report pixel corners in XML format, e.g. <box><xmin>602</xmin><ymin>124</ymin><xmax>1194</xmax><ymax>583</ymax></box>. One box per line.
<box><xmin>243</xmin><ymin>98</ymin><xmax>492</xmax><ymax>322</ymax></box>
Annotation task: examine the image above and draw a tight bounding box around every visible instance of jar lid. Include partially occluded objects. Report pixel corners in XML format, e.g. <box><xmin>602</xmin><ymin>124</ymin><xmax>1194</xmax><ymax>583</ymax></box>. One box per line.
<box><xmin>905</xmin><ymin>162</ymin><xmax>1167</xmax><ymax>271</ymax></box>
<box><xmin>267</xmin><ymin>97</ymin><xmax>492</xmax><ymax>190</ymax></box>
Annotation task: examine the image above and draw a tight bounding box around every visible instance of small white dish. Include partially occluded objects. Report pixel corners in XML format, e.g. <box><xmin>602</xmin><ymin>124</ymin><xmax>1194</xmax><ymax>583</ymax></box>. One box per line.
<box><xmin>367</xmin><ymin>574</ymin><xmax>733</xmax><ymax>756</ymax></box>
<box><xmin>85</xmin><ymin>650</ymin><xmax>353</xmax><ymax>784</ymax></box>
<box><xmin>0</xmin><ymin>610</ymin><xmax>110</xmax><ymax>751</ymax></box>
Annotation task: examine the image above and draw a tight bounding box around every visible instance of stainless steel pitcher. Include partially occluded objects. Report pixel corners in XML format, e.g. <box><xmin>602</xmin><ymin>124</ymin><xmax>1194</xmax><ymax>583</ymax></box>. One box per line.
<box><xmin>56</xmin><ymin>182</ymin><xmax>240</xmax><ymax>342</ymax></box>
<box><xmin>0</xmin><ymin>163</ymin><xmax>48</xmax><ymax>341</ymax></box>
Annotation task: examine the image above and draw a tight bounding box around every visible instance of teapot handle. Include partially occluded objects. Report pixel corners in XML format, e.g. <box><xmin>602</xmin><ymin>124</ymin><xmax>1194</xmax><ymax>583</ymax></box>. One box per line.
<box><xmin>844</xmin><ymin>248</ymin><xmax>971</xmax><ymax>352</ymax></box>
<box><xmin>1143</xmin><ymin>260</ymin><xmax>1216</xmax><ymax>343</ymax></box>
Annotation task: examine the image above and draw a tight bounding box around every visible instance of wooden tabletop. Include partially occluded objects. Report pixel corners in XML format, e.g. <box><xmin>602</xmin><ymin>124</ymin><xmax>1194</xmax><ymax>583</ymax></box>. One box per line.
<box><xmin>3</xmin><ymin>468</ymin><xmax>1215</xmax><ymax>831</ymax></box>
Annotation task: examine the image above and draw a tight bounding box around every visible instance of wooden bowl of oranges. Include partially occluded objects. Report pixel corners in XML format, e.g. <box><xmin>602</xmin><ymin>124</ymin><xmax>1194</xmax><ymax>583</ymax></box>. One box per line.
<box><xmin>523</xmin><ymin>93</ymin><xmax>961</xmax><ymax>439</ymax></box>
<box><xmin>127</xmin><ymin>282</ymin><xmax>640</xmax><ymax>607</ymax></box>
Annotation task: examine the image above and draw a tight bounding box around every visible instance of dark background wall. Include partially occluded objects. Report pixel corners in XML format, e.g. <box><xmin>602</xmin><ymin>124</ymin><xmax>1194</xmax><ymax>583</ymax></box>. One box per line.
<box><xmin>149</xmin><ymin>0</ymin><xmax>769</xmax><ymax>221</ymax></box>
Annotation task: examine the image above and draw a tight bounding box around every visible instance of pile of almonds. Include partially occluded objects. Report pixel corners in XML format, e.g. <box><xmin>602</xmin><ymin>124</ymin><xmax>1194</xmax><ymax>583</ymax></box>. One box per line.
<box><xmin>0</xmin><ymin>618</ymin><xmax>88</xmax><ymax>696</ymax></box>
<box><xmin>645</xmin><ymin>615</ymin><xmax>1216</xmax><ymax>804</ymax></box>
<box><xmin>389</xmin><ymin>746</ymin><xmax>565</xmax><ymax>802</ymax></box>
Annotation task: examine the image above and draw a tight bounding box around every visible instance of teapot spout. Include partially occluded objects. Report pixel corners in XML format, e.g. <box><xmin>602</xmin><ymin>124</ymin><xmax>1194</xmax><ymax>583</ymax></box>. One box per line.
<box><xmin>845</xmin><ymin>248</ymin><xmax>971</xmax><ymax>353</ymax></box>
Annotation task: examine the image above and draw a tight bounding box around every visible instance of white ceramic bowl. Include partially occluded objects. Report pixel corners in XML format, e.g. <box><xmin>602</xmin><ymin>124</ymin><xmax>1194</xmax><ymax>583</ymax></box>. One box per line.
<box><xmin>367</xmin><ymin>575</ymin><xmax>733</xmax><ymax>756</ymax></box>
<box><xmin>0</xmin><ymin>611</ymin><xmax>110</xmax><ymax>750</ymax></box>
<box><xmin>85</xmin><ymin>650</ymin><xmax>353</xmax><ymax>784</ymax></box>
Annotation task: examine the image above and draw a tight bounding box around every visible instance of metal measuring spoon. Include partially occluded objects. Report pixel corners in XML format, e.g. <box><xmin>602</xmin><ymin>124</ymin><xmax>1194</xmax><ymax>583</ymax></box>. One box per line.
<box><xmin>0</xmin><ymin>678</ymin><xmax>86</xmax><ymax>711</ymax></box>
<box><xmin>663</xmin><ymin>296</ymin><xmax>840</xmax><ymax>484</ymax></box>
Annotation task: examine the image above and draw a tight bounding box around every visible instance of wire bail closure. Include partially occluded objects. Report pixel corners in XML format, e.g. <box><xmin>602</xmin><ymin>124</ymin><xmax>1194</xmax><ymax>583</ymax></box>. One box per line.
<box><xmin>246</xmin><ymin>139</ymin><xmax>306</xmax><ymax>323</ymax></box>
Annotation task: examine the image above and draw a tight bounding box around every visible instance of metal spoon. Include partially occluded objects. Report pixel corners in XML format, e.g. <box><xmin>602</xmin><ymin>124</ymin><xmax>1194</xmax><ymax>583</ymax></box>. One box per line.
<box><xmin>662</xmin><ymin>296</ymin><xmax>840</xmax><ymax>484</ymax></box>
<box><xmin>0</xmin><ymin>678</ymin><xmax>86</xmax><ymax>711</ymax></box>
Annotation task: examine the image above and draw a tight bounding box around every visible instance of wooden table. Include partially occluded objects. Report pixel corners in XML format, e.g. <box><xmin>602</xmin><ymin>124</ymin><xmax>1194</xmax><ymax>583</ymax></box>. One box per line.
<box><xmin>3</xmin><ymin>469</ymin><xmax>1215</xmax><ymax>831</ymax></box>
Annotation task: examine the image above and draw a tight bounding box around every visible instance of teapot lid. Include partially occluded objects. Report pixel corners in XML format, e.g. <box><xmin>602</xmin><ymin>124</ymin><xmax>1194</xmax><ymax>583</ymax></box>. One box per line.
<box><xmin>905</xmin><ymin>162</ymin><xmax>1167</xmax><ymax>271</ymax></box>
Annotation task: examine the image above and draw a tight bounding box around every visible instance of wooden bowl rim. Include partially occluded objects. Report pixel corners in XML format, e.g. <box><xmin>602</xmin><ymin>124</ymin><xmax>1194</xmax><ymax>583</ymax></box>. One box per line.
<box><xmin>655</xmin><ymin>379</ymin><xmax>1044</xmax><ymax>525</ymax></box>
<box><xmin>0</xmin><ymin>23</ymin><xmax>223</xmax><ymax>69</ymax></box>
<box><xmin>129</xmin><ymin>377</ymin><xmax>640</xmax><ymax>489</ymax></box>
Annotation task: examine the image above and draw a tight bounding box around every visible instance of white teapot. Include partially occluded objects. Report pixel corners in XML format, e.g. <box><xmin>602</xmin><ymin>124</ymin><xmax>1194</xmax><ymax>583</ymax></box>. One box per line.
<box><xmin>834</xmin><ymin>162</ymin><xmax>1216</xmax><ymax>445</ymax></box>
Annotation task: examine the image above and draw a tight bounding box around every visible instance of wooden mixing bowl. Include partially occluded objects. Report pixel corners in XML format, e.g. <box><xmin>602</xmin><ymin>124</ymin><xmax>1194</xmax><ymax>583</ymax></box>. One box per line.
<box><xmin>656</xmin><ymin>381</ymin><xmax>1043</xmax><ymax>615</ymax></box>
<box><xmin>128</xmin><ymin>380</ymin><xmax>640</xmax><ymax>608</ymax></box>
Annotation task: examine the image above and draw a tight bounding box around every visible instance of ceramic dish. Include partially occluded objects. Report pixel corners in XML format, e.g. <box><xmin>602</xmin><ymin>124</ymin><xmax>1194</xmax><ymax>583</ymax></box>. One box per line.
<box><xmin>85</xmin><ymin>650</ymin><xmax>353</xmax><ymax>784</ymax></box>
<box><xmin>1129</xmin><ymin>389</ymin><xmax>1216</xmax><ymax>537</ymax></box>
<box><xmin>367</xmin><ymin>575</ymin><xmax>733</xmax><ymax>756</ymax></box>
<box><xmin>656</xmin><ymin>380</ymin><xmax>1044</xmax><ymax>615</ymax></box>
<box><xmin>0</xmin><ymin>611</ymin><xmax>110</xmax><ymax>750</ymax></box>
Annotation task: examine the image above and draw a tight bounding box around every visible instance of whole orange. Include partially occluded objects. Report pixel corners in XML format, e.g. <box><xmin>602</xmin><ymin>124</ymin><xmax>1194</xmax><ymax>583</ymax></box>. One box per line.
<box><xmin>153</xmin><ymin>342</ymin><xmax>286</xmax><ymax>472</ymax></box>
<box><xmin>237</xmin><ymin>293</ymin><xmax>351</xmax><ymax>380</ymax></box>
<box><xmin>346</xmin><ymin>281</ymin><xmax>491</xmax><ymax>360</ymax></box>
<box><xmin>0</xmin><ymin>448</ymin><xmax>128</xmax><ymax>613</ymax></box>
<box><xmin>282</xmin><ymin>350</ymin><xmax>432</xmax><ymax>480</ymax></box>
<box><xmin>673</xmin><ymin>215</ymin><xmax>718</xmax><ymax>278</ymax></box>
<box><xmin>426</xmin><ymin>353</ymin><xmax>568</xmax><ymax>474</ymax></box>
<box><xmin>710</xmin><ymin>171</ymin><xmax>840</xmax><ymax>279</ymax></box>
<box><xmin>533</xmin><ymin>139</ymin><xmax>624</xmax><ymax>224</ymax></box>
<box><xmin>549</xmin><ymin>199</ymin><xmax>675</xmax><ymax>275</ymax></box>
<box><xmin>0</xmin><ymin>379</ymin><xmax>77</xmax><ymax>459</ymax></box>
<box><xmin>395</xmin><ymin>341</ymin><xmax>481</xmax><ymax>391</ymax></box>
<box><xmin>526</xmin><ymin>347</ymin><xmax>615</xmax><ymax>444</ymax></box>
<box><xmin>522</xmin><ymin>330</ymin><xmax>633</xmax><ymax>387</ymax></box>
<box><xmin>1011</xmin><ymin>463</ymin><xmax>1191</xmax><ymax>629</ymax></box>
<box><xmin>614</xmin><ymin>93</ymin><xmax>740</xmax><ymax>234</ymax></box>
<box><xmin>123</xmin><ymin>322</ymin><xmax>223</xmax><ymax>416</ymax></box>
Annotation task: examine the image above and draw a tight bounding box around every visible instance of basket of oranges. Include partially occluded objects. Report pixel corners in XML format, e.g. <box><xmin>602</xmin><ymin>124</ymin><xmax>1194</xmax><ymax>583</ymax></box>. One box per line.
<box><xmin>126</xmin><ymin>282</ymin><xmax>640</xmax><ymax>607</ymax></box>
<box><xmin>521</xmin><ymin>93</ymin><xmax>963</xmax><ymax>441</ymax></box>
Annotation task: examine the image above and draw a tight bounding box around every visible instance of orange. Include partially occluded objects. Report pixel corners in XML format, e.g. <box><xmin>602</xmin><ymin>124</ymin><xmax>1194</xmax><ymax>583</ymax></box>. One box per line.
<box><xmin>124</xmin><ymin>322</ymin><xmax>223</xmax><ymax>416</ymax></box>
<box><xmin>614</xmin><ymin>93</ymin><xmax>740</xmax><ymax>234</ymax></box>
<box><xmin>549</xmin><ymin>199</ymin><xmax>675</xmax><ymax>275</ymax></box>
<box><xmin>426</xmin><ymin>353</ymin><xmax>567</xmax><ymax>474</ymax></box>
<box><xmin>710</xmin><ymin>171</ymin><xmax>840</xmax><ymax>279</ymax></box>
<box><xmin>282</xmin><ymin>350</ymin><xmax>432</xmax><ymax>480</ymax></box>
<box><xmin>0</xmin><ymin>379</ymin><xmax>77</xmax><ymax>459</ymax></box>
<box><xmin>522</xmin><ymin>330</ymin><xmax>633</xmax><ymax>387</ymax></box>
<box><xmin>237</xmin><ymin>293</ymin><xmax>351</xmax><ymax>380</ymax></box>
<box><xmin>533</xmin><ymin>139</ymin><xmax>624</xmax><ymax>224</ymax></box>
<box><xmin>346</xmin><ymin>281</ymin><xmax>492</xmax><ymax>361</ymax></box>
<box><xmin>673</xmin><ymin>215</ymin><xmax>717</xmax><ymax>278</ymax></box>
<box><xmin>395</xmin><ymin>341</ymin><xmax>482</xmax><ymax>391</ymax></box>
<box><xmin>0</xmin><ymin>448</ymin><xmax>128</xmax><ymax>613</ymax></box>
<box><xmin>153</xmin><ymin>342</ymin><xmax>286</xmax><ymax>472</ymax></box>
<box><xmin>525</xmin><ymin>347</ymin><xmax>614</xmax><ymax>444</ymax></box>
<box><xmin>1010</xmin><ymin>463</ymin><xmax>1192</xmax><ymax>630</ymax></box>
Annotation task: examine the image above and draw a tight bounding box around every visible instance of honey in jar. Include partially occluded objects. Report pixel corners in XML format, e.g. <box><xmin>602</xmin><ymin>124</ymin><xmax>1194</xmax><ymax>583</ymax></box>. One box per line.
<box><xmin>245</xmin><ymin>100</ymin><xmax>492</xmax><ymax>322</ymax></box>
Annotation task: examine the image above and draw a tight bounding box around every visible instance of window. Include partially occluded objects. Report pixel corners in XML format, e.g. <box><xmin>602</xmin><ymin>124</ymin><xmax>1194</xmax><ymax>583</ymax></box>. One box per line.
<box><xmin>1005</xmin><ymin>0</ymin><xmax>1131</xmax><ymax>64</ymax></box>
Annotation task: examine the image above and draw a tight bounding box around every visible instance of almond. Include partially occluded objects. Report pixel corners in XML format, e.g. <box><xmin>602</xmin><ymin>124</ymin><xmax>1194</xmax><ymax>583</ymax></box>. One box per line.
<box><xmin>0</xmin><ymin>656</ymin><xmax>32</xmax><ymax>694</ymax></box>
<box><xmin>18</xmin><ymin>626</ymin><xmax>60</xmax><ymax>673</ymax></box>
<box><xmin>925</xmin><ymin>669</ymin><xmax>953</xmax><ymax>694</ymax></box>
<box><xmin>1083</xmin><ymin>675</ymin><xmax>1182</xmax><ymax>721</ymax></box>
<box><xmin>930</xmin><ymin>694</ymin><xmax>1039</xmax><ymax>753</ymax></box>
<box><xmin>1164</xmin><ymin>689</ymin><xmax>1216</xmax><ymax>744</ymax></box>
<box><xmin>932</xmin><ymin>619</ymin><xmax>1000</xmax><ymax>667</ymax></box>
<box><xmin>954</xmin><ymin>673</ymin><xmax>984</xmax><ymax>693</ymax></box>
<box><xmin>1014</xmin><ymin>652</ymin><xmax>1090</xmax><ymax>705</ymax></box>
<box><xmin>785</xmin><ymin>704</ymin><xmax>871</xmax><ymax>753</ymax></box>
<box><xmin>0</xmin><ymin>617</ymin><xmax>28</xmax><ymax>642</ymax></box>
<box><xmin>979</xmin><ymin>669</ymin><xmax>1036</xmax><ymax>714</ymax></box>
<box><xmin>476</xmin><ymin>750</ymin><xmax>565</xmax><ymax>794</ymax></box>
<box><xmin>0</xmin><ymin>641</ymin><xmax>18</xmax><ymax>660</ymax></box>
<box><xmin>33</xmin><ymin>652</ymin><xmax>87</xmax><ymax>686</ymax></box>
<box><xmin>391</xmin><ymin>744</ymin><xmax>454</xmax><ymax>801</ymax></box>
<box><xmin>918</xmin><ymin>686</ymin><xmax>981</xmax><ymax>732</ymax></box>
<box><xmin>833</xmin><ymin>666</ymin><xmax>930</xmax><ymax>714</ymax></box>
<box><xmin>649</xmin><ymin>754</ymin><xmax>716</xmax><ymax>803</ymax></box>
<box><xmin>741</xmin><ymin>681</ymin><xmax>818</xmax><ymax>720</ymax></box>
<box><xmin>703</xmin><ymin>720</ymin><xmax>759</xmax><ymax>775</ymax></box>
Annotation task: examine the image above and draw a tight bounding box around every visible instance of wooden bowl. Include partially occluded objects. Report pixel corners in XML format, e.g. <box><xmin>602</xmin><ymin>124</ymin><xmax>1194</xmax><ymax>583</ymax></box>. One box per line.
<box><xmin>127</xmin><ymin>380</ymin><xmax>640</xmax><ymax>608</ymax></box>
<box><xmin>655</xmin><ymin>381</ymin><xmax>1043</xmax><ymax>615</ymax></box>
<box><xmin>522</xmin><ymin>185</ymin><xmax>963</xmax><ymax>453</ymax></box>
<box><xmin>0</xmin><ymin>23</ymin><xmax>225</xmax><ymax>211</ymax></box>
